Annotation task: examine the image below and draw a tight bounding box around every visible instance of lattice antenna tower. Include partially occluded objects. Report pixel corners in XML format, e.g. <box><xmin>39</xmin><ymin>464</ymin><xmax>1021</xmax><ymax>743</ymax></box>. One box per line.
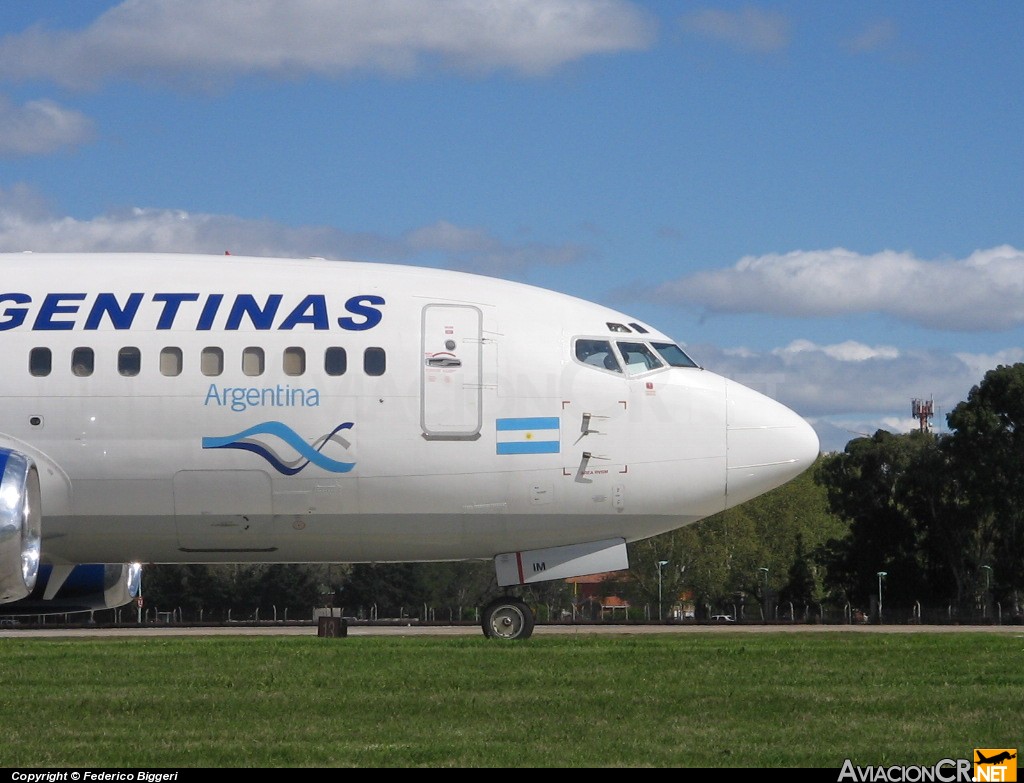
<box><xmin>911</xmin><ymin>398</ymin><xmax>934</xmax><ymax>432</ymax></box>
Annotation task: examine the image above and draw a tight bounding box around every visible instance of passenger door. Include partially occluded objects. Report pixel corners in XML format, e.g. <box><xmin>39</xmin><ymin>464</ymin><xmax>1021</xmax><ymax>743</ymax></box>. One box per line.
<box><xmin>420</xmin><ymin>304</ymin><xmax>483</xmax><ymax>438</ymax></box>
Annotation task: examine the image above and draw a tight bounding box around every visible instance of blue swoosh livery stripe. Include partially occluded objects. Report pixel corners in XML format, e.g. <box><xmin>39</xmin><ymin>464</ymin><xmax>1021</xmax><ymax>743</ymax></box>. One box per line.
<box><xmin>202</xmin><ymin>421</ymin><xmax>355</xmax><ymax>475</ymax></box>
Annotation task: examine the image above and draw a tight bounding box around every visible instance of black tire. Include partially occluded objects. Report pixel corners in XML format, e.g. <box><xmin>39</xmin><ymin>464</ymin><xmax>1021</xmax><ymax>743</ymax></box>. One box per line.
<box><xmin>481</xmin><ymin>597</ymin><xmax>535</xmax><ymax>640</ymax></box>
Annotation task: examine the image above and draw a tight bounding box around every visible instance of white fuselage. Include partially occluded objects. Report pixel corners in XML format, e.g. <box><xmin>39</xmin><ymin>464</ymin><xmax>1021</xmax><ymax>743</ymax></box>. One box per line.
<box><xmin>0</xmin><ymin>252</ymin><xmax>819</xmax><ymax>568</ymax></box>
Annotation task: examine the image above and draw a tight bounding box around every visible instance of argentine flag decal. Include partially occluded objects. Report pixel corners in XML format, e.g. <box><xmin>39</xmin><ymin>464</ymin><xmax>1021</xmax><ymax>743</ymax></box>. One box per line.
<box><xmin>496</xmin><ymin>417</ymin><xmax>560</xmax><ymax>455</ymax></box>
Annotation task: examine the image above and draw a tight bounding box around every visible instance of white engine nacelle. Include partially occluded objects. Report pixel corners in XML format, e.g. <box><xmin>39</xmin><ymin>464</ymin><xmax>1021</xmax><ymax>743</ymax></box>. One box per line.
<box><xmin>1</xmin><ymin>562</ymin><xmax>143</xmax><ymax>614</ymax></box>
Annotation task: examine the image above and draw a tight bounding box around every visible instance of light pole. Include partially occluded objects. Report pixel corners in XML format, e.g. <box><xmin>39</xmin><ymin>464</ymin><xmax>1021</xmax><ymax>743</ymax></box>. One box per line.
<box><xmin>758</xmin><ymin>567</ymin><xmax>769</xmax><ymax>622</ymax></box>
<box><xmin>981</xmin><ymin>565</ymin><xmax>992</xmax><ymax>619</ymax></box>
<box><xmin>657</xmin><ymin>560</ymin><xmax>669</xmax><ymax>620</ymax></box>
<box><xmin>877</xmin><ymin>571</ymin><xmax>887</xmax><ymax>623</ymax></box>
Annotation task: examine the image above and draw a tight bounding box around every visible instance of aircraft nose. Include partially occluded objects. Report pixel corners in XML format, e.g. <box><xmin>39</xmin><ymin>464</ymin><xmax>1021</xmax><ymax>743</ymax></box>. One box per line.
<box><xmin>725</xmin><ymin>379</ymin><xmax>820</xmax><ymax>507</ymax></box>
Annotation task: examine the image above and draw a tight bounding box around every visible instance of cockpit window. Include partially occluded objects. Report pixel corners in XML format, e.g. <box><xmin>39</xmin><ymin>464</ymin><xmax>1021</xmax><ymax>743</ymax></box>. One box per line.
<box><xmin>652</xmin><ymin>342</ymin><xmax>699</xmax><ymax>368</ymax></box>
<box><xmin>617</xmin><ymin>341</ymin><xmax>664</xmax><ymax>374</ymax></box>
<box><xmin>575</xmin><ymin>338</ymin><xmax>622</xmax><ymax>373</ymax></box>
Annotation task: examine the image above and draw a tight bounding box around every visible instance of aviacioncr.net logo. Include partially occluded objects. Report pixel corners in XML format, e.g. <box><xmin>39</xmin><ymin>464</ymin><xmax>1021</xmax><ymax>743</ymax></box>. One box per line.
<box><xmin>974</xmin><ymin>749</ymin><xmax>1017</xmax><ymax>782</ymax></box>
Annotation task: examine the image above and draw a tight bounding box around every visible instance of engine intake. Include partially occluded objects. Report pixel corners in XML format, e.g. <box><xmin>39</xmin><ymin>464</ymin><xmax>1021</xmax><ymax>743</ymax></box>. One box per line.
<box><xmin>0</xmin><ymin>449</ymin><xmax>41</xmax><ymax>603</ymax></box>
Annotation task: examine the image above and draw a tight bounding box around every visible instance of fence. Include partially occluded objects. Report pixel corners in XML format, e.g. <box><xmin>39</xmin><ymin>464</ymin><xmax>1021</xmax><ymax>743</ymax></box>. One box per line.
<box><xmin>4</xmin><ymin>598</ymin><xmax>1021</xmax><ymax>628</ymax></box>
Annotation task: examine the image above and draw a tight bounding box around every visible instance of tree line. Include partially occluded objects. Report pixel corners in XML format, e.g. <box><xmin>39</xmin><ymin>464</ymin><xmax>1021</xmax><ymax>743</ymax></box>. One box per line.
<box><xmin>814</xmin><ymin>362</ymin><xmax>1024</xmax><ymax>617</ymax></box>
<box><xmin>143</xmin><ymin>363</ymin><xmax>1024</xmax><ymax>623</ymax></box>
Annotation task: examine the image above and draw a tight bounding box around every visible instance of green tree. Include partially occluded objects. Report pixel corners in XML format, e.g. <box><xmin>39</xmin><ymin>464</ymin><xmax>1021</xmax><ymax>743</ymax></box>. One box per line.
<box><xmin>340</xmin><ymin>563</ymin><xmax>426</xmax><ymax>617</ymax></box>
<box><xmin>814</xmin><ymin>430</ymin><xmax>935</xmax><ymax>609</ymax></box>
<box><xmin>142</xmin><ymin>564</ymin><xmax>237</xmax><ymax>617</ymax></box>
<box><xmin>417</xmin><ymin>561</ymin><xmax>498</xmax><ymax>621</ymax></box>
<box><xmin>142</xmin><ymin>563</ymin><xmax>330</xmax><ymax>619</ymax></box>
<box><xmin>811</xmin><ymin>364</ymin><xmax>1024</xmax><ymax>617</ymax></box>
<box><xmin>945</xmin><ymin>363</ymin><xmax>1024</xmax><ymax>610</ymax></box>
<box><xmin>626</xmin><ymin>534</ymin><xmax>699</xmax><ymax>618</ymax></box>
<box><xmin>897</xmin><ymin>434</ymin><xmax>989</xmax><ymax>610</ymax></box>
<box><xmin>780</xmin><ymin>533</ymin><xmax>823</xmax><ymax>620</ymax></box>
<box><xmin>234</xmin><ymin>564</ymin><xmax>325</xmax><ymax>617</ymax></box>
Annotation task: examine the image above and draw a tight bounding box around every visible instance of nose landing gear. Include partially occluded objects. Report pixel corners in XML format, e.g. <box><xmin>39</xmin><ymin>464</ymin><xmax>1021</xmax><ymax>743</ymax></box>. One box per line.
<box><xmin>481</xmin><ymin>596</ymin><xmax>535</xmax><ymax>640</ymax></box>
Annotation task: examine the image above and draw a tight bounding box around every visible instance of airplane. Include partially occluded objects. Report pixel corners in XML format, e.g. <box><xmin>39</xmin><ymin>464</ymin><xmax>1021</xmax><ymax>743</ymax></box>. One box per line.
<box><xmin>976</xmin><ymin>752</ymin><xmax>1016</xmax><ymax>765</ymax></box>
<box><xmin>0</xmin><ymin>251</ymin><xmax>819</xmax><ymax>639</ymax></box>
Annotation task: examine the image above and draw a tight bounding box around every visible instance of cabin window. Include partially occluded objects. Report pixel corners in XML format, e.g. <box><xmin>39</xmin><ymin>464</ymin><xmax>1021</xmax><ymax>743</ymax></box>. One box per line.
<box><xmin>628</xmin><ymin>322</ymin><xmax>650</xmax><ymax>334</ymax></box>
<box><xmin>617</xmin><ymin>341</ymin><xmax>664</xmax><ymax>374</ymax></box>
<box><xmin>242</xmin><ymin>347</ymin><xmax>265</xmax><ymax>377</ymax></box>
<box><xmin>72</xmin><ymin>347</ymin><xmax>94</xmax><ymax>377</ymax></box>
<box><xmin>160</xmin><ymin>347</ymin><xmax>183</xmax><ymax>377</ymax></box>
<box><xmin>118</xmin><ymin>347</ymin><xmax>142</xmax><ymax>377</ymax></box>
<box><xmin>652</xmin><ymin>342</ymin><xmax>699</xmax><ymax>368</ymax></box>
<box><xmin>364</xmin><ymin>347</ymin><xmax>386</xmax><ymax>376</ymax></box>
<box><xmin>29</xmin><ymin>348</ymin><xmax>51</xmax><ymax>377</ymax></box>
<box><xmin>325</xmin><ymin>347</ymin><xmax>347</xmax><ymax>376</ymax></box>
<box><xmin>201</xmin><ymin>347</ymin><xmax>224</xmax><ymax>377</ymax></box>
<box><xmin>575</xmin><ymin>338</ymin><xmax>622</xmax><ymax>373</ymax></box>
<box><xmin>606</xmin><ymin>322</ymin><xmax>631</xmax><ymax>333</ymax></box>
<box><xmin>283</xmin><ymin>347</ymin><xmax>306</xmax><ymax>376</ymax></box>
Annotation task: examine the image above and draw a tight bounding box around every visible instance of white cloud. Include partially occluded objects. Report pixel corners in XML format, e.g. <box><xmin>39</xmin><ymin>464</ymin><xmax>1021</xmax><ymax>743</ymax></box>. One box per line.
<box><xmin>952</xmin><ymin>349</ymin><xmax>1024</xmax><ymax>384</ymax></box>
<box><xmin>689</xmin><ymin>339</ymin><xmax>1015</xmax><ymax>433</ymax></box>
<box><xmin>0</xmin><ymin>95</ymin><xmax>94</xmax><ymax>155</ymax></box>
<box><xmin>774</xmin><ymin>339</ymin><xmax>900</xmax><ymax>362</ymax></box>
<box><xmin>0</xmin><ymin>0</ymin><xmax>656</xmax><ymax>89</ymax></box>
<box><xmin>646</xmin><ymin>246</ymin><xmax>1024</xmax><ymax>331</ymax></box>
<box><xmin>680</xmin><ymin>6</ymin><xmax>790</xmax><ymax>53</ymax></box>
<box><xmin>0</xmin><ymin>190</ymin><xmax>586</xmax><ymax>275</ymax></box>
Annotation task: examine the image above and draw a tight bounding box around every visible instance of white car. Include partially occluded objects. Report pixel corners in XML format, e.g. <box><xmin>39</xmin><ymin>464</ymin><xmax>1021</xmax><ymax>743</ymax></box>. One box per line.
<box><xmin>711</xmin><ymin>614</ymin><xmax>734</xmax><ymax>622</ymax></box>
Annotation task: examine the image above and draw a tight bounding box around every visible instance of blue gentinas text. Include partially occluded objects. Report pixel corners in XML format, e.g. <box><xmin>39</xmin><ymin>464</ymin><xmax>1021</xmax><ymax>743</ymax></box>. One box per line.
<box><xmin>0</xmin><ymin>292</ymin><xmax>385</xmax><ymax>331</ymax></box>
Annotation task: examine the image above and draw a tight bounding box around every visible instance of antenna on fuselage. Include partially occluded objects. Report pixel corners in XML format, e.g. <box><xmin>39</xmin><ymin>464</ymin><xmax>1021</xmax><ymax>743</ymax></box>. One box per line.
<box><xmin>577</xmin><ymin>412</ymin><xmax>608</xmax><ymax>441</ymax></box>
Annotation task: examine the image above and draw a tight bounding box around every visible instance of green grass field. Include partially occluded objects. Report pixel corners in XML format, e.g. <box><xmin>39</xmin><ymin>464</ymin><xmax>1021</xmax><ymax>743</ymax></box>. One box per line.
<box><xmin>1</xmin><ymin>632</ymin><xmax>1021</xmax><ymax>768</ymax></box>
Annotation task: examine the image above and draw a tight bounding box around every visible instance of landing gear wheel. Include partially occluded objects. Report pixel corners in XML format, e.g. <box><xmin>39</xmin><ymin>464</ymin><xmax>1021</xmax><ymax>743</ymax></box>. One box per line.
<box><xmin>481</xmin><ymin>597</ymin><xmax>535</xmax><ymax>640</ymax></box>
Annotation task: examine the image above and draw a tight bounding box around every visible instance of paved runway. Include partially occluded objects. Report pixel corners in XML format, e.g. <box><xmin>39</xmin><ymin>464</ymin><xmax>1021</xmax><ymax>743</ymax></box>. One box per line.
<box><xmin>2</xmin><ymin>621</ymin><xmax>1022</xmax><ymax>638</ymax></box>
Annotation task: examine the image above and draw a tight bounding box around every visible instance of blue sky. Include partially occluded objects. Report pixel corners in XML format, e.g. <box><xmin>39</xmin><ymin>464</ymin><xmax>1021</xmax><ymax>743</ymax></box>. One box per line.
<box><xmin>1</xmin><ymin>1</ymin><xmax>1022</xmax><ymax>452</ymax></box>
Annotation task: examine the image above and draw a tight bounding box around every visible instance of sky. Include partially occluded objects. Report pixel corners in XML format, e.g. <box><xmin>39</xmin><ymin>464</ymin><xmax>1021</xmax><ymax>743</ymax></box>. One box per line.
<box><xmin>1</xmin><ymin>1</ymin><xmax>1022</xmax><ymax>453</ymax></box>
